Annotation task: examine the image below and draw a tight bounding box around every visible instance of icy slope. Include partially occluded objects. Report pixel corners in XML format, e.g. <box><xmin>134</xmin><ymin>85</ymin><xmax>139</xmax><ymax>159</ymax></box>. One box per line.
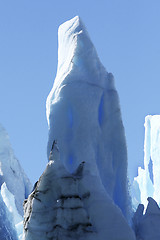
<box><xmin>0</xmin><ymin>124</ymin><xmax>32</xmax><ymax>216</ymax></box>
<box><xmin>23</xmin><ymin>143</ymin><xmax>135</xmax><ymax>240</ymax></box>
<box><xmin>0</xmin><ymin>190</ymin><xmax>18</xmax><ymax>240</ymax></box>
<box><xmin>132</xmin><ymin>115</ymin><xmax>160</xmax><ymax>209</ymax></box>
<box><xmin>46</xmin><ymin>16</ymin><xmax>129</xmax><ymax>218</ymax></box>
<box><xmin>0</xmin><ymin>124</ymin><xmax>32</xmax><ymax>239</ymax></box>
<box><xmin>1</xmin><ymin>183</ymin><xmax>23</xmax><ymax>239</ymax></box>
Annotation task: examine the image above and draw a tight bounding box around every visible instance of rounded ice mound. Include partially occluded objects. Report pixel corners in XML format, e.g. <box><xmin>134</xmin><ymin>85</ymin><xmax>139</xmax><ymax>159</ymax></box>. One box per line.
<box><xmin>46</xmin><ymin>16</ymin><xmax>129</xmax><ymax>218</ymax></box>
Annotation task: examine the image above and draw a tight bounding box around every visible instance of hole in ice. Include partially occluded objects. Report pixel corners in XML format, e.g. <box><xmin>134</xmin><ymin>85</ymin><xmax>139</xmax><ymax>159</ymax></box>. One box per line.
<box><xmin>98</xmin><ymin>94</ymin><xmax>104</xmax><ymax>126</ymax></box>
<box><xmin>148</xmin><ymin>157</ymin><xmax>154</xmax><ymax>184</ymax></box>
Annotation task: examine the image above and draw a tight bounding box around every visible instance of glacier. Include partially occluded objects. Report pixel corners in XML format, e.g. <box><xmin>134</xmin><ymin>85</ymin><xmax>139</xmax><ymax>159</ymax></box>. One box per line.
<box><xmin>0</xmin><ymin>124</ymin><xmax>32</xmax><ymax>215</ymax></box>
<box><xmin>132</xmin><ymin>115</ymin><xmax>160</xmax><ymax>210</ymax></box>
<box><xmin>22</xmin><ymin>16</ymin><xmax>136</xmax><ymax>240</ymax></box>
<box><xmin>23</xmin><ymin>142</ymin><xmax>135</xmax><ymax>240</ymax></box>
<box><xmin>0</xmin><ymin>124</ymin><xmax>32</xmax><ymax>239</ymax></box>
<box><xmin>46</xmin><ymin>15</ymin><xmax>130</xmax><ymax>219</ymax></box>
<box><xmin>1</xmin><ymin>183</ymin><xmax>24</xmax><ymax>239</ymax></box>
<box><xmin>2</xmin><ymin>15</ymin><xmax>160</xmax><ymax>240</ymax></box>
<box><xmin>0</xmin><ymin>189</ymin><xmax>18</xmax><ymax>240</ymax></box>
<box><xmin>131</xmin><ymin>115</ymin><xmax>160</xmax><ymax>240</ymax></box>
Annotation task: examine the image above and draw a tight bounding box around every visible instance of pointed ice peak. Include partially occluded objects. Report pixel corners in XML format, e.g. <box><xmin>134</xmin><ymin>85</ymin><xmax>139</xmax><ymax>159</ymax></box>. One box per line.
<box><xmin>46</xmin><ymin>16</ymin><xmax>115</xmax><ymax>124</ymax></box>
<box><xmin>58</xmin><ymin>16</ymin><xmax>86</xmax><ymax>37</ymax></box>
<box><xmin>133</xmin><ymin>198</ymin><xmax>160</xmax><ymax>240</ymax></box>
<box><xmin>145</xmin><ymin>197</ymin><xmax>160</xmax><ymax>215</ymax></box>
<box><xmin>46</xmin><ymin>17</ymin><xmax>129</xmax><ymax>219</ymax></box>
<box><xmin>57</xmin><ymin>15</ymin><xmax>90</xmax><ymax>76</ymax></box>
<box><xmin>56</xmin><ymin>15</ymin><xmax>112</xmax><ymax>86</ymax></box>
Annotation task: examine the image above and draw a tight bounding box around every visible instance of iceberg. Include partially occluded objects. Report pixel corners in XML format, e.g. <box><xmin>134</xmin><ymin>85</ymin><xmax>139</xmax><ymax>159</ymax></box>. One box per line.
<box><xmin>132</xmin><ymin>115</ymin><xmax>160</xmax><ymax>210</ymax></box>
<box><xmin>46</xmin><ymin>16</ymin><xmax>130</xmax><ymax>219</ymax></box>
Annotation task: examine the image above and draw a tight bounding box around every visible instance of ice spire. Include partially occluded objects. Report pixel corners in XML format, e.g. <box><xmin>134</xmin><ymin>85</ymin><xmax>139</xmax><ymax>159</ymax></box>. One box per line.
<box><xmin>132</xmin><ymin>115</ymin><xmax>160</xmax><ymax>210</ymax></box>
<box><xmin>46</xmin><ymin>16</ymin><xmax>129</xmax><ymax>218</ymax></box>
<box><xmin>46</xmin><ymin>16</ymin><xmax>114</xmax><ymax>124</ymax></box>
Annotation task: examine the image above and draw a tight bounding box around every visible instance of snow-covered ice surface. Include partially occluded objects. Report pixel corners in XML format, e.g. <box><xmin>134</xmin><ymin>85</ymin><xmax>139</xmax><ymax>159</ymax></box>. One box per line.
<box><xmin>23</xmin><ymin>143</ymin><xmax>135</xmax><ymax>240</ymax></box>
<box><xmin>46</xmin><ymin>16</ymin><xmax>130</xmax><ymax>219</ymax></box>
<box><xmin>132</xmin><ymin>115</ymin><xmax>160</xmax><ymax>210</ymax></box>
<box><xmin>0</xmin><ymin>124</ymin><xmax>32</xmax><ymax>239</ymax></box>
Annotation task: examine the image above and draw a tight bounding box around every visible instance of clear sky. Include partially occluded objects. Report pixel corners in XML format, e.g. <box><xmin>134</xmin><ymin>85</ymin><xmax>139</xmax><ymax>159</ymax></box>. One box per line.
<box><xmin>0</xmin><ymin>0</ymin><xmax>160</xmax><ymax>184</ymax></box>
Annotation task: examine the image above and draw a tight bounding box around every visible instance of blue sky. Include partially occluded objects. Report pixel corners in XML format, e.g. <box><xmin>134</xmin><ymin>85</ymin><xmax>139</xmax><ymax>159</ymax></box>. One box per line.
<box><xmin>1</xmin><ymin>0</ymin><xmax>160</xmax><ymax>184</ymax></box>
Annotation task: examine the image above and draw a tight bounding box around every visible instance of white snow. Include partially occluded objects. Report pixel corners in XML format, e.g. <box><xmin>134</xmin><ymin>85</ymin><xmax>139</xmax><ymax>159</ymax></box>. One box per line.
<box><xmin>132</xmin><ymin>115</ymin><xmax>160</xmax><ymax>210</ymax></box>
<box><xmin>46</xmin><ymin>16</ymin><xmax>129</xmax><ymax>219</ymax></box>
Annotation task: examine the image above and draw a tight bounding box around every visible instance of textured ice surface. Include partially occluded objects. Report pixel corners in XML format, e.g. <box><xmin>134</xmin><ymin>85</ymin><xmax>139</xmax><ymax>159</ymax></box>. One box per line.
<box><xmin>132</xmin><ymin>115</ymin><xmax>160</xmax><ymax>209</ymax></box>
<box><xmin>23</xmin><ymin>143</ymin><xmax>135</xmax><ymax>240</ymax></box>
<box><xmin>1</xmin><ymin>183</ymin><xmax>23</xmax><ymax>239</ymax></box>
<box><xmin>0</xmin><ymin>124</ymin><xmax>32</xmax><ymax>215</ymax></box>
<box><xmin>46</xmin><ymin>16</ymin><xmax>129</xmax><ymax>218</ymax></box>
<box><xmin>0</xmin><ymin>124</ymin><xmax>32</xmax><ymax>239</ymax></box>
<box><xmin>0</xmin><ymin>190</ymin><xmax>18</xmax><ymax>240</ymax></box>
<box><xmin>133</xmin><ymin>197</ymin><xmax>160</xmax><ymax>240</ymax></box>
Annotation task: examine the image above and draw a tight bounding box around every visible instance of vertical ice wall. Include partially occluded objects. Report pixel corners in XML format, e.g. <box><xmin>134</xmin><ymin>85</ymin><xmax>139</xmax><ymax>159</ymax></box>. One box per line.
<box><xmin>0</xmin><ymin>124</ymin><xmax>32</xmax><ymax>215</ymax></box>
<box><xmin>46</xmin><ymin>16</ymin><xmax>129</xmax><ymax>218</ymax></box>
<box><xmin>132</xmin><ymin>115</ymin><xmax>160</xmax><ymax>209</ymax></box>
<box><xmin>0</xmin><ymin>190</ymin><xmax>18</xmax><ymax>240</ymax></box>
<box><xmin>0</xmin><ymin>124</ymin><xmax>32</xmax><ymax>239</ymax></box>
